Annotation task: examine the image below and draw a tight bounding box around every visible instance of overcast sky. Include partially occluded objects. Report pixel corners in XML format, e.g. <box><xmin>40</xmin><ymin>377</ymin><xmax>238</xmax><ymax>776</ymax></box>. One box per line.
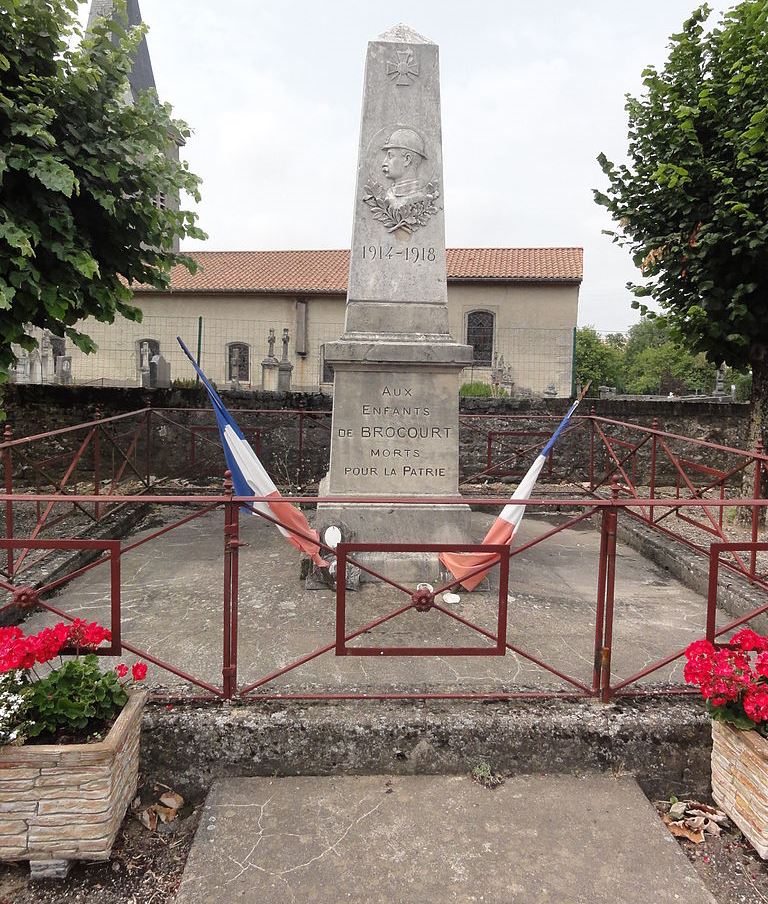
<box><xmin>79</xmin><ymin>0</ymin><xmax>732</xmax><ymax>332</ymax></box>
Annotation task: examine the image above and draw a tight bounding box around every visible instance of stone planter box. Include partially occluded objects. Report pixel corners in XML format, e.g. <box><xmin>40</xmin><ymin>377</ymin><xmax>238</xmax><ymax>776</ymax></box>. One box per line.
<box><xmin>0</xmin><ymin>689</ymin><xmax>146</xmax><ymax>877</ymax></box>
<box><xmin>711</xmin><ymin>719</ymin><xmax>768</xmax><ymax>858</ymax></box>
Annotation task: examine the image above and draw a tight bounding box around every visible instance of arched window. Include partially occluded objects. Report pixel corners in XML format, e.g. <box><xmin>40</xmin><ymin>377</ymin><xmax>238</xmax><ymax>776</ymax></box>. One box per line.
<box><xmin>466</xmin><ymin>311</ymin><xmax>494</xmax><ymax>365</ymax></box>
<box><xmin>227</xmin><ymin>342</ymin><xmax>250</xmax><ymax>383</ymax></box>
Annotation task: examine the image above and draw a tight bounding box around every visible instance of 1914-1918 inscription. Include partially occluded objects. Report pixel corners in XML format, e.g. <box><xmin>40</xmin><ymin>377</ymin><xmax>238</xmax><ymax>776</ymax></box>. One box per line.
<box><xmin>360</xmin><ymin>245</ymin><xmax>436</xmax><ymax>262</ymax></box>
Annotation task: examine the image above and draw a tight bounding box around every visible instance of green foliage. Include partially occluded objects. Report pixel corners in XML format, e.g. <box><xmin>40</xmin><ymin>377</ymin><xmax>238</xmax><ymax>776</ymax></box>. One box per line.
<box><xmin>574</xmin><ymin>327</ymin><xmax>625</xmax><ymax>392</ymax></box>
<box><xmin>707</xmin><ymin>698</ymin><xmax>761</xmax><ymax>732</ymax></box>
<box><xmin>170</xmin><ymin>377</ymin><xmax>200</xmax><ymax>390</ymax></box>
<box><xmin>459</xmin><ymin>380</ymin><xmax>509</xmax><ymax>399</ymax></box>
<box><xmin>24</xmin><ymin>654</ymin><xmax>127</xmax><ymax>740</ymax></box>
<box><xmin>623</xmin><ymin>317</ymin><xmax>672</xmax><ymax>369</ymax></box>
<box><xmin>625</xmin><ymin>342</ymin><xmax>716</xmax><ymax>394</ymax></box>
<box><xmin>470</xmin><ymin>761</ymin><xmax>505</xmax><ymax>789</ymax></box>
<box><xmin>0</xmin><ymin>0</ymin><xmax>206</xmax><ymax>380</ymax></box>
<box><xmin>595</xmin><ymin>1</ymin><xmax>768</xmax><ymax>380</ymax></box>
<box><xmin>732</xmin><ymin>369</ymin><xmax>753</xmax><ymax>401</ymax></box>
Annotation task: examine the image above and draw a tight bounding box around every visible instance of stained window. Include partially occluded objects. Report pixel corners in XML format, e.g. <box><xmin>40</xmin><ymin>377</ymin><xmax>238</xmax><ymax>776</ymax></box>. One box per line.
<box><xmin>228</xmin><ymin>342</ymin><xmax>250</xmax><ymax>383</ymax></box>
<box><xmin>466</xmin><ymin>311</ymin><xmax>494</xmax><ymax>365</ymax></box>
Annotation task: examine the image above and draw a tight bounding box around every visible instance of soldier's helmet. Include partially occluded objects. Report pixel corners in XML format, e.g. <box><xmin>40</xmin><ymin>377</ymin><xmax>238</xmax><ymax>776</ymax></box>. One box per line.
<box><xmin>381</xmin><ymin>128</ymin><xmax>427</xmax><ymax>159</ymax></box>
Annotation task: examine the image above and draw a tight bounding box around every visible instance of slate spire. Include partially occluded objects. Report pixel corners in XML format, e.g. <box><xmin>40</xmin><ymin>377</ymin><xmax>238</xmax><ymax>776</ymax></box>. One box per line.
<box><xmin>86</xmin><ymin>0</ymin><xmax>156</xmax><ymax>103</ymax></box>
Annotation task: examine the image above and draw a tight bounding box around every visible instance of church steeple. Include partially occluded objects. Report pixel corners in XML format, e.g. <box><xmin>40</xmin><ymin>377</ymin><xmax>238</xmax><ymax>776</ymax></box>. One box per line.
<box><xmin>86</xmin><ymin>0</ymin><xmax>156</xmax><ymax>103</ymax></box>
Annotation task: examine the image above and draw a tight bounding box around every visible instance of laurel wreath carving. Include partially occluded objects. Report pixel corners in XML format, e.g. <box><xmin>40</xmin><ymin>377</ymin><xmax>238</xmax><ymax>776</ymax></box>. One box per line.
<box><xmin>362</xmin><ymin>178</ymin><xmax>441</xmax><ymax>234</ymax></box>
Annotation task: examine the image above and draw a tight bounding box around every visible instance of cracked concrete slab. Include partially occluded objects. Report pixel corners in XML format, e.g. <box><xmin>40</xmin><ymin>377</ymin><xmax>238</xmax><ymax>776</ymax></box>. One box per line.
<box><xmin>174</xmin><ymin>774</ymin><xmax>716</xmax><ymax>904</ymax></box>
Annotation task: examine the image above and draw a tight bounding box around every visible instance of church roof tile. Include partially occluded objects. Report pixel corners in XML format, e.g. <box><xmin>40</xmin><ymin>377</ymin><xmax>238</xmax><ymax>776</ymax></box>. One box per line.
<box><xmin>134</xmin><ymin>248</ymin><xmax>583</xmax><ymax>294</ymax></box>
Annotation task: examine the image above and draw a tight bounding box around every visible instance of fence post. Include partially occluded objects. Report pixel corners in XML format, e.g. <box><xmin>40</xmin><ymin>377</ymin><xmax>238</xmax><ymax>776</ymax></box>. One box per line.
<box><xmin>649</xmin><ymin>418</ymin><xmax>658</xmax><ymax>511</ymax></box>
<box><xmin>598</xmin><ymin>478</ymin><xmax>619</xmax><ymax>703</ymax></box>
<box><xmin>588</xmin><ymin>406</ymin><xmax>596</xmax><ymax>490</ymax></box>
<box><xmin>222</xmin><ymin>470</ymin><xmax>239</xmax><ymax>699</ymax></box>
<box><xmin>3</xmin><ymin>424</ymin><xmax>12</xmax><ymax>579</ymax></box>
<box><xmin>592</xmin><ymin>500</ymin><xmax>608</xmax><ymax>694</ymax></box>
<box><xmin>144</xmin><ymin>409</ymin><xmax>152</xmax><ymax>489</ymax></box>
<box><xmin>93</xmin><ymin>410</ymin><xmax>102</xmax><ymax>522</ymax></box>
<box><xmin>751</xmin><ymin>440</ymin><xmax>763</xmax><ymax>578</ymax></box>
<box><xmin>298</xmin><ymin>411</ymin><xmax>305</xmax><ymax>486</ymax></box>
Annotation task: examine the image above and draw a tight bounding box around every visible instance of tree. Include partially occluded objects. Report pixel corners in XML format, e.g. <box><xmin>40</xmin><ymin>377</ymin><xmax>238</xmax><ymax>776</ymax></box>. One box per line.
<box><xmin>595</xmin><ymin>1</ymin><xmax>768</xmax><ymax>448</ymax></box>
<box><xmin>0</xmin><ymin>0</ymin><xmax>204</xmax><ymax>379</ymax></box>
<box><xmin>623</xmin><ymin>317</ymin><xmax>671</xmax><ymax>369</ymax></box>
<box><xmin>623</xmin><ymin>315</ymin><xmax>717</xmax><ymax>393</ymax></box>
<box><xmin>624</xmin><ymin>342</ymin><xmax>716</xmax><ymax>394</ymax></box>
<box><xmin>574</xmin><ymin>327</ymin><xmax>625</xmax><ymax>393</ymax></box>
<box><xmin>603</xmin><ymin>332</ymin><xmax>627</xmax><ymax>350</ymax></box>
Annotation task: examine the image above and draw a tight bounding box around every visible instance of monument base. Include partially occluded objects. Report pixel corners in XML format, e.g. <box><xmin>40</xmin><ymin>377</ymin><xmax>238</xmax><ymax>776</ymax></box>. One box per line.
<box><xmin>315</xmin><ymin>499</ymin><xmax>471</xmax><ymax>584</ymax></box>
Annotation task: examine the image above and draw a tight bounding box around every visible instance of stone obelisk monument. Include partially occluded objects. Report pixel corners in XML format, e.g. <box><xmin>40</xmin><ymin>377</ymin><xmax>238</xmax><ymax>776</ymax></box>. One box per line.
<box><xmin>320</xmin><ymin>24</ymin><xmax>472</xmax><ymax>580</ymax></box>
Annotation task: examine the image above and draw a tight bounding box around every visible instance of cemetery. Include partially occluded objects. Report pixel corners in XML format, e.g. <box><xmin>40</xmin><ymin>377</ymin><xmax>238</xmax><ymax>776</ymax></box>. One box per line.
<box><xmin>2</xmin><ymin>1</ymin><xmax>768</xmax><ymax>902</ymax></box>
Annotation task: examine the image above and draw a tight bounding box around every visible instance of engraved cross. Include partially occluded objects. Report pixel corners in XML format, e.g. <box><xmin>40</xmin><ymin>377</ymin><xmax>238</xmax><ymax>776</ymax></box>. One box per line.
<box><xmin>386</xmin><ymin>50</ymin><xmax>419</xmax><ymax>86</ymax></box>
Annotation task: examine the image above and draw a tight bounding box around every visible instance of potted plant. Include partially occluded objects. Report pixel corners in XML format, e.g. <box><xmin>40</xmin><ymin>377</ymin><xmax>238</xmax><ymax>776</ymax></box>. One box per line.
<box><xmin>684</xmin><ymin>629</ymin><xmax>768</xmax><ymax>858</ymax></box>
<box><xmin>0</xmin><ymin>619</ymin><xmax>147</xmax><ymax>878</ymax></box>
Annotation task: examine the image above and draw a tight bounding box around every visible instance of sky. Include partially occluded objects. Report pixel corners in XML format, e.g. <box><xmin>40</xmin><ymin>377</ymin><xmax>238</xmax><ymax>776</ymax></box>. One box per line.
<box><xmin>79</xmin><ymin>0</ymin><xmax>733</xmax><ymax>332</ymax></box>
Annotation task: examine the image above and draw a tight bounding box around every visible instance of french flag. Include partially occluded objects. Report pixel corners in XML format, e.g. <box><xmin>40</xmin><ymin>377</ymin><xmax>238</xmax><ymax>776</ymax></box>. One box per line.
<box><xmin>177</xmin><ymin>338</ymin><xmax>327</xmax><ymax>568</ymax></box>
<box><xmin>439</xmin><ymin>389</ymin><xmax>588</xmax><ymax>591</ymax></box>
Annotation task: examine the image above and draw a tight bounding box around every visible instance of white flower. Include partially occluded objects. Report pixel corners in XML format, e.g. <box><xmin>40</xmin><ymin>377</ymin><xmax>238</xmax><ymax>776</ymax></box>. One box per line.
<box><xmin>0</xmin><ymin>670</ymin><xmax>27</xmax><ymax>746</ymax></box>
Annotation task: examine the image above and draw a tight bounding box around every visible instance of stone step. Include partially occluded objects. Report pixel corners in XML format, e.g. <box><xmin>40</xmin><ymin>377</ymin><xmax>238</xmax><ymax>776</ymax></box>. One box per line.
<box><xmin>174</xmin><ymin>774</ymin><xmax>716</xmax><ymax>904</ymax></box>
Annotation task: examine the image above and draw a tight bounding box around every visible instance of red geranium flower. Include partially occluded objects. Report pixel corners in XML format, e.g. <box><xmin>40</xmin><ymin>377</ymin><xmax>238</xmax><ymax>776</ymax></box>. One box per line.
<box><xmin>729</xmin><ymin>629</ymin><xmax>768</xmax><ymax>653</ymax></box>
<box><xmin>31</xmin><ymin>624</ymin><xmax>71</xmax><ymax>664</ymax></box>
<box><xmin>744</xmin><ymin>687</ymin><xmax>768</xmax><ymax>722</ymax></box>
<box><xmin>685</xmin><ymin>639</ymin><xmax>716</xmax><ymax>660</ymax></box>
<box><xmin>68</xmin><ymin>619</ymin><xmax>111</xmax><ymax>650</ymax></box>
<box><xmin>131</xmin><ymin>662</ymin><xmax>147</xmax><ymax>681</ymax></box>
<box><xmin>115</xmin><ymin>663</ymin><xmax>129</xmax><ymax>678</ymax></box>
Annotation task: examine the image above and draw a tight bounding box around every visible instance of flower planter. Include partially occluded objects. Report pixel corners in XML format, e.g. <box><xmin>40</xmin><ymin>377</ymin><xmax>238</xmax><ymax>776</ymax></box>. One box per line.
<box><xmin>0</xmin><ymin>689</ymin><xmax>147</xmax><ymax>878</ymax></box>
<box><xmin>711</xmin><ymin>719</ymin><xmax>768</xmax><ymax>859</ymax></box>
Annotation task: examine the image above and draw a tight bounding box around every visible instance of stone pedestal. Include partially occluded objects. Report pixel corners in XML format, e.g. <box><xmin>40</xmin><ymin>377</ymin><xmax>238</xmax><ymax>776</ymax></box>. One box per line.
<box><xmin>261</xmin><ymin>359</ymin><xmax>278</xmax><ymax>391</ymax></box>
<box><xmin>277</xmin><ymin>360</ymin><xmax>293</xmax><ymax>392</ymax></box>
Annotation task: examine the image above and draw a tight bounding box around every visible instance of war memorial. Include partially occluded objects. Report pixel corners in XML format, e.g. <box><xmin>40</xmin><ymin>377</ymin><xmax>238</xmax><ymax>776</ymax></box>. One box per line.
<box><xmin>318</xmin><ymin>25</ymin><xmax>473</xmax><ymax>581</ymax></box>
<box><xmin>3</xmin><ymin>6</ymin><xmax>768</xmax><ymax>903</ymax></box>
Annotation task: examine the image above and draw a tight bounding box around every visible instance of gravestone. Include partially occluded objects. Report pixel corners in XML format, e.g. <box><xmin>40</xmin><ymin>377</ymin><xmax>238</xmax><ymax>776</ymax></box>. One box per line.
<box><xmin>320</xmin><ymin>24</ymin><xmax>472</xmax><ymax>581</ymax></box>
<box><xmin>154</xmin><ymin>354</ymin><xmax>171</xmax><ymax>389</ymax></box>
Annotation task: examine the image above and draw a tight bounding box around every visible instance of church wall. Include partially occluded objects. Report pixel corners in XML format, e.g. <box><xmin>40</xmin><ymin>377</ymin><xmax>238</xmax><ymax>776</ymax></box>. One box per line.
<box><xmin>60</xmin><ymin>281</ymin><xmax>578</xmax><ymax>395</ymax></box>
<box><xmin>447</xmin><ymin>281</ymin><xmax>578</xmax><ymax>396</ymax></box>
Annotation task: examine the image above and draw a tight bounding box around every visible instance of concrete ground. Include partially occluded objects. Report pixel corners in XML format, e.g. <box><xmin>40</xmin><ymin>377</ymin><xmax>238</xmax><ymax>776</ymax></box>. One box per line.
<box><xmin>174</xmin><ymin>774</ymin><xmax>716</xmax><ymax>904</ymax></box>
<box><xmin>22</xmin><ymin>506</ymin><xmax>729</xmax><ymax>695</ymax></box>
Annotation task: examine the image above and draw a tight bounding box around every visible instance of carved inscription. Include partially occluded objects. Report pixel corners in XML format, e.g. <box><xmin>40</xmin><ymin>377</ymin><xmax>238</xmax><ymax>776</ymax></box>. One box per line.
<box><xmin>334</xmin><ymin>383</ymin><xmax>452</xmax><ymax>481</ymax></box>
<box><xmin>386</xmin><ymin>50</ymin><xmax>419</xmax><ymax>86</ymax></box>
<box><xmin>360</xmin><ymin>245</ymin><xmax>436</xmax><ymax>262</ymax></box>
<box><xmin>363</xmin><ymin>127</ymin><xmax>440</xmax><ymax>235</ymax></box>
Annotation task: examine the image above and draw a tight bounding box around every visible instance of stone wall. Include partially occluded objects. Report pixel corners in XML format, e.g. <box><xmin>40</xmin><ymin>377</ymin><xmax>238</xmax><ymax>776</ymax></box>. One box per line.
<box><xmin>458</xmin><ymin>397</ymin><xmax>752</xmax><ymax>485</ymax></box>
<box><xmin>2</xmin><ymin>384</ymin><xmax>333</xmax><ymax>488</ymax></box>
<box><xmin>2</xmin><ymin>385</ymin><xmax>751</xmax><ymax>489</ymax></box>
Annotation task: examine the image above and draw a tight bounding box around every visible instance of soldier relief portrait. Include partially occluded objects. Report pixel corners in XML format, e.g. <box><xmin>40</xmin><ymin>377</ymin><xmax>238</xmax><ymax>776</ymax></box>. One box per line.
<box><xmin>363</xmin><ymin>125</ymin><xmax>440</xmax><ymax>234</ymax></box>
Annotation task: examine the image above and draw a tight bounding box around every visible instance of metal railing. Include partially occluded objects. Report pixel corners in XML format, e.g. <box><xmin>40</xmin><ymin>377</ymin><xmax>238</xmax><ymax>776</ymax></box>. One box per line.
<box><xmin>0</xmin><ymin>484</ymin><xmax>767</xmax><ymax>702</ymax></box>
<box><xmin>1</xmin><ymin>407</ymin><xmax>767</xmax><ymax>703</ymax></box>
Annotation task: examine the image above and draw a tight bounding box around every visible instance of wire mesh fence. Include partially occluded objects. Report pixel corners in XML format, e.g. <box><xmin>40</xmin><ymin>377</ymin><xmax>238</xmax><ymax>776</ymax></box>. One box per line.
<box><xmin>10</xmin><ymin>319</ymin><xmax>576</xmax><ymax>397</ymax></box>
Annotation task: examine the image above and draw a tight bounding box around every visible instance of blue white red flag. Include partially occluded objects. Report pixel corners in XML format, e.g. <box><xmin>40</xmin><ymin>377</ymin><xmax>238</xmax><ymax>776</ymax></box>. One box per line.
<box><xmin>177</xmin><ymin>338</ymin><xmax>327</xmax><ymax>568</ymax></box>
<box><xmin>439</xmin><ymin>387</ymin><xmax>589</xmax><ymax>590</ymax></box>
